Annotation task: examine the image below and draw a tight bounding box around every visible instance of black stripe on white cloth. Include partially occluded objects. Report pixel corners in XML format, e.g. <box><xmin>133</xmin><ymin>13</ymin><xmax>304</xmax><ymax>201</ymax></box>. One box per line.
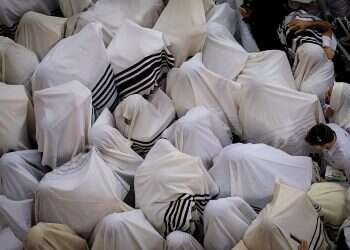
<box><xmin>0</xmin><ymin>23</ymin><xmax>17</xmax><ymax>39</ymax></box>
<box><xmin>309</xmin><ymin>215</ymin><xmax>327</xmax><ymax>250</ymax></box>
<box><xmin>163</xmin><ymin>194</ymin><xmax>212</xmax><ymax>237</ymax></box>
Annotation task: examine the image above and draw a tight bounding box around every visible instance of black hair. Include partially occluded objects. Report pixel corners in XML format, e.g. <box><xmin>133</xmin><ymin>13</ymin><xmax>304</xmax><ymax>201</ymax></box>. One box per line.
<box><xmin>305</xmin><ymin>124</ymin><xmax>335</xmax><ymax>146</ymax></box>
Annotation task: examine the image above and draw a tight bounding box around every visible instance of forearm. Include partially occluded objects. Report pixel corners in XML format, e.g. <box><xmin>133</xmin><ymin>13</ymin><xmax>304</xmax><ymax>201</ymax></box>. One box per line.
<box><xmin>306</xmin><ymin>20</ymin><xmax>332</xmax><ymax>35</ymax></box>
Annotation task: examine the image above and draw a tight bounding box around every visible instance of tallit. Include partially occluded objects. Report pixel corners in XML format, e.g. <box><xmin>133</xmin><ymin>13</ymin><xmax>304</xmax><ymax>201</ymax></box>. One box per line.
<box><xmin>0</xmin><ymin>37</ymin><xmax>39</xmax><ymax>86</ymax></box>
<box><xmin>167</xmin><ymin>231</ymin><xmax>204</xmax><ymax>250</ymax></box>
<box><xmin>35</xmin><ymin>148</ymin><xmax>131</xmax><ymax>239</ymax></box>
<box><xmin>114</xmin><ymin>89</ymin><xmax>175</xmax><ymax>158</ymax></box>
<box><xmin>166</xmin><ymin>53</ymin><xmax>242</xmax><ymax>137</ymax></box>
<box><xmin>238</xmin><ymin>82</ymin><xmax>325</xmax><ymax>155</ymax></box>
<box><xmin>209</xmin><ymin>143</ymin><xmax>312</xmax><ymax>210</ymax></box>
<box><xmin>107</xmin><ymin>21</ymin><xmax>175</xmax><ymax>101</ymax></box>
<box><xmin>0</xmin><ymin>83</ymin><xmax>34</xmax><ymax>155</ymax></box>
<box><xmin>15</xmin><ymin>11</ymin><xmax>67</xmax><ymax>60</ymax></box>
<box><xmin>135</xmin><ymin>139</ymin><xmax>219</xmax><ymax>237</ymax></box>
<box><xmin>330</xmin><ymin>82</ymin><xmax>350</xmax><ymax>133</ymax></box>
<box><xmin>91</xmin><ymin>210</ymin><xmax>165</xmax><ymax>250</ymax></box>
<box><xmin>34</xmin><ymin>81</ymin><xmax>92</xmax><ymax>169</ymax></box>
<box><xmin>162</xmin><ymin>106</ymin><xmax>232</xmax><ymax>169</ymax></box>
<box><xmin>154</xmin><ymin>0</ymin><xmax>207</xmax><ymax>66</ymax></box>
<box><xmin>59</xmin><ymin>0</ymin><xmax>91</xmax><ymax>17</ymax></box>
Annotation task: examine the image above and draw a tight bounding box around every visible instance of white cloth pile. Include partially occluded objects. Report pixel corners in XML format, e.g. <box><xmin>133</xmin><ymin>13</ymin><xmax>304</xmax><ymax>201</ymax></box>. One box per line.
<box><xmin>330</xmin><ymin>82</ymin><xmax>350</xmax><ymax>133</ymax></box>
<box><xmin>59</xmin><ymin>0</ymin><xmax>91</xmax><ymax>17</ymax></box>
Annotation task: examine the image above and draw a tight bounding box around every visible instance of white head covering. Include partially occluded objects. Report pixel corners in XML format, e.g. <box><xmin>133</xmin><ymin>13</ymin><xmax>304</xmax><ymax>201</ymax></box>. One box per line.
<box><xmin>135</xmin><ymin>139</ymin><xmax>219</xmax><ymax>237</ymax></box>
<box><xmin>15</xmin><ymin>11</ymin><xmax>67</xmax><ymax>60</ymax></box>
<box><xmin>167</xmin><ymin>53</ymin><xmax>242</xmax><ymax>136</ymax></box>
<box><xmin>209</xmin><ymin>143</ymin><xmax>313</xmax><ymax>210</ymax></box>
<box><xmin>92</xmin><ymin>210</ymin><xmax>165</xmax><ymax>250</ymax></box>
<box><xmin>0</xmin><ymin>83</ymin><xmax>34</xmax><ymax>155</ymax></box>
<box><xmin>114</xmin><ymin>89</ymin><xmax>175</xmax><ymax>157</ymax></box>
<box><xmin>34</xmin><ymin>81</ymin><xmax>92</xmax><ymax>168</ymax></box>
<box><xmin>59</xmin><ymin>0</ymin><xmax>91</xmax><ymax>17</ymax></box>
<box><xmin>162</xmin><ymin>106</ymin><xmax>231</xmax><ymax>169</ymax></box>
<box><xmin>0</xmin><ymin>37</ymin><xmax>38</xmax><ymax>86</ymax></box>
<box><xmin>330</xmin><ymin>82</ymin><xmax>350</xmax><ymax>132</ymax></box>
<box><xmin>35</xmin><ymin>148</ymin><xmax>132</xmax><ymax>239</ymax></box>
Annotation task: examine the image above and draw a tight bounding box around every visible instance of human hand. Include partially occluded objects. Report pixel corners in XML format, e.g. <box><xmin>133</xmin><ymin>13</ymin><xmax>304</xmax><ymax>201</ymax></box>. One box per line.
<box><xmin>288</xmin><ymin>19</ymin><xmax>311</xmax><ymax>33</ymax></box>
<box><xmin>298</xmin><ymin>240</ymin><xmax>308</xmax><ymax>250</ymax></box>
<box><xmin>324</xmin><ymin>106</ymin><xmax>335</xmax><ymax>118</ymax></box>
<box><xmin>324</xmin><ymin>47</ymin><xmax>335</xmax><ymax>60</ymax></box>
<box><xmin>240</xmin><ymin>7</ymin><xmax>252</xmax><ymax>18</ymax></box>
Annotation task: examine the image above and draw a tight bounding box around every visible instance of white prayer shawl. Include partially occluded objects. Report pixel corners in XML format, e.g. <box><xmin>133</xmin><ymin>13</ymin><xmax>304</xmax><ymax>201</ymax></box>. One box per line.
<box><xmin>89</xmin><ymin>109</ymin><xmax>143</xmax><ymax>185</ymax></box>
<box><xmin>107</xmin><ymin>21</ymin><xmax>175</xmax><ymax>101</ymax></box>
<box><xmin>15</xmin><ymin>12</ymin><xmax>67</xmax><ymax>61</ymax></box>
<box><xmin>91</xmin><ymin>210</ymin><xmax>166</xmax><ymax>250</ymax></box>
<box><xmin>0</xmin><ymin>37</ymin><xmax>39</xmax><ymax>86</ymax></box>
<box><xmin>75</xmin><ymin>0</ymin><xmax>164</xmax><ymax>44</ymax></box>
<box><xmin>236</xmin><ymin>183</ymin><xmax>329</xmax><ymax>250</ymax></box>
<box><xmin>135</xmin><ymin>139</ymin><xmax>219</xmax><ymax>237</ymax></box>
<box><xmin>162</xmin><ymin>106</ymin><xmax>232</xmax><ymax>169</ymax></box>
<box><xmin>166</xmin><ymin>231</ymin><xmax>204</xmax><ymax>250</ymax></box>
<box><xmin>0</xmin><ymin>150</ymin><xmax>48</xmax><ymax>201</ymax></box>
<box><xmin>167</xmin><ymin>53</ymin><xmax>242</xmax><ymax>137</ymax></box>
<box><xmin>238</xmin><ymin>82</ymin><xmax>325</xmax><ymax>156</ymax></box>
<box><xmin>293</xmin><ymin>43</ymin><xmax>335</xmax><ymax>103</ymax></box>
<box><xmin>0</xmin><ymin>83</ymin><xmax>34</xmax><ymax>155</ymax></box>
<box><xmin>330</xmin><ymin>82</ymin><xmax>350</xmax><ymax>133</ymax></box>
<box><xmin>35</xmin><ymin>148</ymin><xmax>131</xmax><ymax>239</ymax></box>
<box><xmin>209</xmin><ymin>143</ymin><xmax>313</xmax><ymax>210</ymax></box>
<box><xmin>203</xmin><ymin>197</ymin><xmax>257</xmax><ymax>250</ymax></box>
<box><xmin>154</xmin><ymin>0</ymin><xmax>207</xmax><ymax>66</ymax></box>
<box><xmin>59</xmin><ymin>0</ymin><xmax>91</xmax><ymax>17</ymax></box>
<box><xmin>114</xmin><ymin>89</ymin><xmax>176</xmax><ymax>157</ymax></box>
<box><xmin>34</xmin><ymin>81</ymin><xmax>92</xmax><ymax>169</ymax></box>
<box><xmin>0</xmin><ymin>227</ymin><xmax>22</xmax><ymax>250</ymax></box>
<box><xmin>31</xmin><ymin>22</ymin><xmax>117</xmax><ymax>117</ymax></box>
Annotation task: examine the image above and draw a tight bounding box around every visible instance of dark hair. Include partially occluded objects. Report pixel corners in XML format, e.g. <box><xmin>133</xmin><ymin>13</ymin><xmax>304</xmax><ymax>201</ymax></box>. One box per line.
<box><xmin>305</xmin><ymin>124</ymin><xmax>335</xmax><ymax>146</ymax></box>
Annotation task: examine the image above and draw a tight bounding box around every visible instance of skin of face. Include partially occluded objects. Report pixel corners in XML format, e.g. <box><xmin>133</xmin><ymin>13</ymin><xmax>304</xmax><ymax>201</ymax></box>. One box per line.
<box><xmin>311</xmin><ymin>133</ymin><xmax>337</xmax><ymax>151</ymax></box>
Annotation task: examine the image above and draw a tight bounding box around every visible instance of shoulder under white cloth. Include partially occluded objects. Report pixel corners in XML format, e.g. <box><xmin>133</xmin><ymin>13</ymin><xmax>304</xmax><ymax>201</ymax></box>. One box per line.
<box><xmin>15</xmin><ymin>11</ymin><xmax>67</xmax><ymax>61</ymax></box>
<box><xmin>238</xmin><ymin>82</ymin><xmax>325</xmax><ymax>155</ymax></box>
<box><xmin>35</xmin><ymin>148</ymin><xmax>131</xmax><ymax>239</ymax></box>
<box><xmin>0</xmin><ymin>150</ymin><xmax>48</xmax><ymax>201</ymax></box>
<box><xmin>59</xmin><ymin>0</ymin><xmax>91</xmax><ymax>17</ymax></box>
<box><xmin>167</xmin><ymin>231</ymin><xmax>204</xmax><ymax>250</ymax></box>
<box><xmin>167</xmin><ymin>53</ymin><xmax>242</xmax><ymax>137</ymax></box>
<box><xmin>209</xmin><ymin>143</ymin><xmax>312</xmax><ymax>209</ymax></box>
<box><xmin>135</xmin><ymin>139</ymin><xmax>219</xmax><ymax>237</ymax></box>
<box><xmin>0</xmin><ymin>37</ymin><xmax>39</xmax><ymax>86</ymax></box>
<box><xmin>154</xmin><ymin>0</ymin><xmax>207</xmax><ymax>66</ymax></box>
<box><xmin>162</xmin><ymin>106</ymin><xmax>231</xmax><ymax>169</ymax></box>
<box><xmin>34</xmin><ymin>81</ymin><xmax>92</xmax><ymax>169</ymax></box>
<box><xmin>75</xmin><ymin>0</ymin><xmax>164</xmax><ymax>45</ymax></box>
<box><xmin>330</xmin><ymin>82</ymin><xmax>350</xmax><ymax>133</ymax></box>
<box><xmin>89</xmin><ymin>109</ymin><xmax>143</xmax><ymax>185</ymax></box>
<box><xmin>91</xmin><ymin>210</ymin><xmax>165</xmax><ymax>250</ymax></box>
<box><xmin>0</xmin><ymin>83</ymin><xmax>34</xmax><ymax>155</ymax></box>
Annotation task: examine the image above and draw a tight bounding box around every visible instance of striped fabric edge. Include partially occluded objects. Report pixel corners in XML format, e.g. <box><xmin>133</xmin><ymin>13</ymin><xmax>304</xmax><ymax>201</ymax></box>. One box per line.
<box><xmin>163</xmin><ymin>193</ymin><xmax>212</xmax><ymax>237</ymax></box>
<box><xmin>309</xmin><ymin>216</ymin><xmax>328</xmax><ymax>250</ymax></box>
<box><xmin>0</xmin><ymin>23</ymin><xmax>17</xmax><ymax>39</ymax></box>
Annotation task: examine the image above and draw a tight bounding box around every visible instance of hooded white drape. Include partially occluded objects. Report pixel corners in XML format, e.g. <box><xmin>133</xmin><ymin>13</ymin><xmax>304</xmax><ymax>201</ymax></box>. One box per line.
<box><xmin>35</xmin><ymin>148</ymin><xmax>131</xmax><ymax>239</ymax></box>
<box><xmin>34</xmin><ymin>81</ymin><xmax>92</xmax><ymax>169</ymax></box>
<box><xmin>330</xmin><ymin>82</ymin><xmax>350</xmax><ymax>133</ymax></box>
<box><xmin>135</xmin><ymin>139</ymin><xmax>219</xmax><ymax>237</ymax></box>
<box><xmin>209</xmin><ymin>143</ymin><xmax>313</xmax><ymax>210</ymax></box>
<box><xmin>162</xmin><ymin>106</ymin><xmax>231</xmax><ymax>169</ymax></box>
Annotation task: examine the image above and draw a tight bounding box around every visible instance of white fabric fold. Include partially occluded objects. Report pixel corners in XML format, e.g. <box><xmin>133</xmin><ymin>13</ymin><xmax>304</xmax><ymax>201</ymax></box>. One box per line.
<box><xmin>330</xmin><ymin>82</ymin><xmax>350</xmax><ymax>133</ymax></box>
<box><xmin>59</xmin><ymin>0</ymin><xmax>91</xmax><ymax>17</ymax></box>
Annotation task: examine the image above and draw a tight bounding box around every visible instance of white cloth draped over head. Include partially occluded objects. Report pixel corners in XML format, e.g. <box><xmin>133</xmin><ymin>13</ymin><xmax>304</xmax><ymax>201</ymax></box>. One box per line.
<box><xmin>166</xmin><ymin>53</ymin><xmax>242</xmax><ymax>137</ymax></box>
<box><xmin>34</xmin><ymin>81</ymin><xmax>92</xmax><ymax>169</ymax></box>
<box><xmin>235</xmin><ymin>183</ymin><xmax>329</xmax><ymax>250</ymax></box>
<box><xmin>0</xmin><ymin>83</ymin><xmax>34</xmax><ymax>155</ymax></box>
<box><xmin>206</xmin><ymin>3</ymin><xmax>259</xmax><ymax>53</ymax></box>
<box><xmin>91</xmin><ymin>210</ymin><xmax>165</xmax><ymax>250</ymax></box>
<box><xmin>162</xmin><ymin>106</ymin><xmax>232</xmax><ymax>169</ymax></box>
<box><xmin>209</xmin><ymin>143</ymin><xmax>313</xmax><ymax>210</ymax></box>
<box><xmin>15</xmin><ymin>11</ymin><xmax>67</xmax><ymax>61</ymax></box>
<box><xmin>154</xmin><ymin>0</ymin><xmax>207</xmax><ymax>66</ymax></box>
<box><xmin>166</xmin><ymin>231</ymin><xmax>203</xmax><ymax>250</ymax></box>
<box><xmin>75</xmin><ymin>0</ymin><xmax>164</xmax><ymax>45</ymax></box>
<box><xmin>31</xmin><ymin>22</ymin><xmax>117</xmax><ymax>117</ymax></box>
<box><xmin>0</xmin><ymin>196</ymin><xmax>32</xmax><ymax>247</ymax></box>
<box><xmin>0</xmin><ymin>150</ymin><xmax>48</xmax><ymax>201</ymax></box>
<box><xmin>59</xmin><ymin>0</ymin><xmax>91</xmax><ymax>18</ymax></box>
<box><xmin>238</xmin><ymin>82</ymin><xmax>325</xmax><ymax>155</ymax></box>
<box><xmin>89</xmin><ymin>109</ymin><xmax>143</xmax><ymax>185</ymax></box>
<box><xmin>107</xmin><ymin>20</ymin><xmax>175</xmax><ymax>101</ymax></box>
<box><xmin>0</xmin><ymin>37</ymin><xmax>39</xmax><ymax>86</ymax></box>
<box><xmin>114</xmin><ymin>89</ymin><xmax>175</xmax><ymax>157</ymax></box>
<box><xmin>330</xmin><ymin>82</ymin><xmax>350</xmax><ymax>133</ymax></box>
<box><xmin>203</xmin><ymin>197</ymin><xmax>257</xmax><ymax>250</ymax></box>
<box><xmin>35</xmin><ymin>148</ymin><xmax>131</xmax><ymax>239</ymax></box>
<box><xmin>135</xmin><ymin>139</ymin><xmax>219</xmax><ymax>237</ymax></box>
<box><xmin>293</xmin><ymin>43</ymin><xmax>335</xmax><ymax>103</ymax></box>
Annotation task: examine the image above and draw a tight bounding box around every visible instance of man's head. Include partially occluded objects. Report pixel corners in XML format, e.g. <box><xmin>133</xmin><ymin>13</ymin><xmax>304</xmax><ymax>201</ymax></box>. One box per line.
<box><xmin>305</xmin><ymin>123</ymin><xmax>336</xmax><ymax>150</ymax></box>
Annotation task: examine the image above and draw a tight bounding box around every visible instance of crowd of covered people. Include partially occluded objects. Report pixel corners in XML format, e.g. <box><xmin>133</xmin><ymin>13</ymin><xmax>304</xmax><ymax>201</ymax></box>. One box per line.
<box><xmin>0</xmin><ymin>0</ymin><xmax>350</xmax><ymax>249</ymax></box>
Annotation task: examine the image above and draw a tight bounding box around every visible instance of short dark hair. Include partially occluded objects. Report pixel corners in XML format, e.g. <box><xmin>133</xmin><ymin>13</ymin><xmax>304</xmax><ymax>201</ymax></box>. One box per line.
<box><xmin>305</xmin><ymin>124</ymin><xmax>335</xmax><ymax>146</ymax></box>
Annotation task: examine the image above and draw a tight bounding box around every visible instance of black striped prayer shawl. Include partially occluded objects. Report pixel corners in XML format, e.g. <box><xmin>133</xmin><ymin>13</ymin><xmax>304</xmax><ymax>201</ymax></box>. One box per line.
<box><xmin>0</xmin><ymin>23</ymin><xmax>17</xmax><ymax>39</ymax></box>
